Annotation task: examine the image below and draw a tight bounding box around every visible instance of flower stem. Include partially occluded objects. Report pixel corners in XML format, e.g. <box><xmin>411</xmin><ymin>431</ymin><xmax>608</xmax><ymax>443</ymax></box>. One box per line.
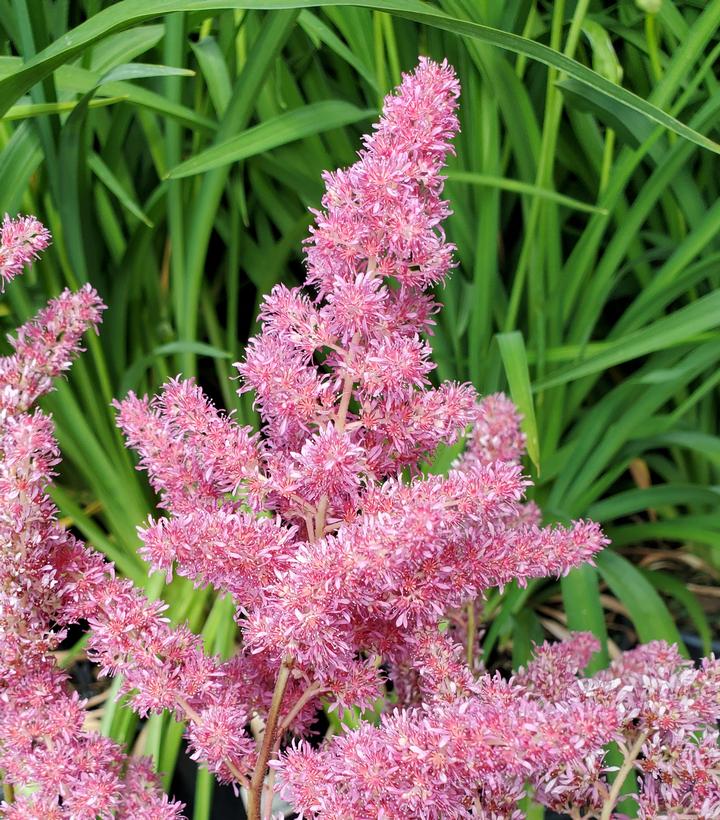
<box><xmin>600</xmin><ymin>731</ymin><xmax>648</xmax><ymax>820</ymax></box>
<box><xmin>314</xmin><ymin>330</ymin><xmax>361</xmax><ymax>539</ymax></box>
<box><xmin>466</xmin><ymin>599</ymin><xmax>476</xmax><ymax>669</ymax></box>
<box><xmin>335</xmin><ymin>332</ymin><xmax>360</xmax><ymax>435</ymax></box>
<box><xmin>277</xmin><ymin>682</ymin><xmax>325</xmax><ymax>736</ymax></box>
<box><xmin>247</xmin><ymin>661</ymin><xmax>292</xmax><ymax>820</ymax></box>
<box><xmin>251</xmin><ymin>328</ymin><xmax>360</xmax><ymax>817</ymax></box>
<box><xmin>314</xmin><ymin>495</ymin><xmax>329</xmax><ymax>541</ymax></box>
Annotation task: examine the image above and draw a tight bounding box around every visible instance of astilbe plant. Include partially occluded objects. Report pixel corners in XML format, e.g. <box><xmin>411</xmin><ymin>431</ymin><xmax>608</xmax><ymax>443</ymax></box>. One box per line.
<box><xmin>0</xmin><ymin>59</ymin><xmax>718</xmax><ymax>820</ymax></box>
<box><xmin>0</xmin><ymin>219</ymin><xmax>185</xmax><ymax>818</ymax></box>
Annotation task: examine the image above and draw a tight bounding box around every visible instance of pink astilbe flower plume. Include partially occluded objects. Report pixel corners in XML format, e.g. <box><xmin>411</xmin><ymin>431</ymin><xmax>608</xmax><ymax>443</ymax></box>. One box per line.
<box><xmin>0</xmin><ymin>284</ymin><xmax>105</xmax><ymax>416</ymax></box>
<box><xmin>114</xmin><ymin>376</ymin><xmax>261</xmax><ymax>514</ymax></box>
<box><xmin>0</xmin><ymin>221</ymin><xmax>185</xmax><ymax>818</ymax></box>
<box><xmin>111</xmin><ymin>58</ymin><xmax>611</xmax><ymax>819</ymax></box>
<box><xmin>4</xmin><ymin>60</ymin><xmax>717</xmax><ymax>820</ymax></box>
<box><xmin>0</xmin><ymin>214</ymin><xmax>50</xmax><ymax>290</ymax></box>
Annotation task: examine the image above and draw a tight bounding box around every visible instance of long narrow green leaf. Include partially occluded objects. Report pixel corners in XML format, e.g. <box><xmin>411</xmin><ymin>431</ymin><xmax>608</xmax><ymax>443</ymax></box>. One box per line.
<box><xmin>99</xmin><ymin>62</ymin><xmax>195</xmax><ymax>82</ymax></box>
<box><xmin>0</xmin><ymin>1</ymin><xmax>717</xmax><ymax>155</ymax></box>
<box><xmin>642</xmin><ymin>570</ymin><xmax>712</xmax><ymax>657</ymax></box>
<box><xmin>561</xmin><ymin>566</ymin><xmax>608</xmax><ymax>672</ymax></box>
<box><xmin>496</xmin><ymin>330</ymin><xmax>540</xmax><ymax>471</ymax></box>
<box><xmin>4</xmin><ymin>95</ymin><xmax>127</xmax><ymax>120</ymax></box>
<box><xmin>608</xmin><ymin>518</ymin><xmax>720</xmax><ymax>551</ymax></box>
<box><xmin>596</xmin><ymin>550</ymin><xmax>687</xmax><ymax>654</ymax></box>
<box><xmin>447</xmin><ymin>170</ymin><xmax>607</xmax><ymax>214</ymax></box>
<box><xmin>535</xmin><ymin>291</ymin><xmax>720</xmax><ymax>390</ymax></box>
<box><xmin>588</xmin><ymin>484</ymin><xmax>720</xmax><ymax>521</ymax></box>
<box><xmin>119</xmin><ymin>341</ymin><xmax>232</xmax><ymax>394</ymax></box>
<box><xmin>167</xmin><ymin>100</ymin><xmax>373</xmax><ymax>178</ymax></box>
<box><xmin>88</xmin><ymin>151</ymin><xmax>154</xmax><ymax>226</ymax></box>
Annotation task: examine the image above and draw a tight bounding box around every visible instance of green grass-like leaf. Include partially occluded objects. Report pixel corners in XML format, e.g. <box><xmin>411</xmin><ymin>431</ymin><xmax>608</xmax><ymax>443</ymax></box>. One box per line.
<box><xmin>167</xmin><ymin>100</ymin><xmax>374</xmax><ymax>177</ymax></box>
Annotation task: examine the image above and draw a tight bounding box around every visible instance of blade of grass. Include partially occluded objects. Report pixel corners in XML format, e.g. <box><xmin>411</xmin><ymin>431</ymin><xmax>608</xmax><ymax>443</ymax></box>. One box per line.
<box><xmin>596</xmin><ymin>550</ymin><xmax>687</xmax><ymax>655</ymax></box>
<box><xmin>3</xmin><ymin>95</ymin><xmax>128</xmax><ymax>120</ymax></box>
<box><xmin>535</xmin><ymin>291</ymin><xmax>720</xmax><ymax>390</ymax></box>
<box><xmin>496</xmin><ymin>330</ymin><xmax>540</xmax><ymax>471</ymax></box>
<box><xmin>642</xmin><ymin>569</ymin><xmax>712</xmax><ymax>656</ymax></box>
<box><xmin>0</xmin><ymin>1</ymin><xmax>718</xmax><ymax>155</ymax></box>
<box><xmin>561</xmin><ymin>565</ymin><xmax>608</xmax><ymax>672</ymax></box>
<box><xmin>166</xmin><ymin>100</ymin><xmax>373</xmax><ymax>178</ymax></box>
<box><xmin>446</xmin><ymin>170</ymin><xmax>607</xmax><ymax>214</ymax></box>
<box><xmin>88</xmin><ymin>150</ymin><xmax>154</xmax><ymax>226</ymax></box>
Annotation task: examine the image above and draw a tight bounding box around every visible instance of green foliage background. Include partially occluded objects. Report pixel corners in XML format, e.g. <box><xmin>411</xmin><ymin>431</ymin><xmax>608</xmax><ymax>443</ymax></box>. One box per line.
<box><xmin>1</xmin><ymin>0</ymin><xmax>719</xmax><ymax>814</ymax></box>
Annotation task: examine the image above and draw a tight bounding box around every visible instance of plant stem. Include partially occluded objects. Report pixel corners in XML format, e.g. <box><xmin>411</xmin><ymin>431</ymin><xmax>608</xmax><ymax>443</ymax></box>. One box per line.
<box><xmin>335</xmin><ymin>332</ymin><xmax>360</xmax><ymax>434</ymax></box>
<box><xmin>277</xmin><ymin>682</ymin><xmax>325</xmax><ymax>736</ymax></box>
<box><xmin>260</xmin><ymin>684</ymin><xmax>325</xmax><ymax>820</ymax></box>
<box><xmin>600</xmin><ymin>731</ymin><xmax>648</xmax><ymax>820</ymax></box>
<box><xmin>599</xmin><ymin>129</ymin><xmax>616</xmax><ymax>197</ymax></box>
<box><xmin>247</xmin><ymin>661</ymin><xmax>292</xmax><ymax>820</ymax></box>
<box><xmin>645</xmin><ymin>13</ymin><xmax>663</xmax><ymax>84</ymax></box>
<box><xmin>262</xmin><ymin>766</ymin><xmax>278</xmax><ymax>820</ymax></box>
<box><xmin>314</xmin><ymin>494</ymin><xmax>329</xmax><ymax>541</ymax></box>
<box><xmin>252</xmin><ymin>328</ymin><xmax>360</xmax><ymax>817</ymax></box>
<box><xmin>315</xmin><ymin>330</ymin><xmax>360</xmax><ymax>538</ymax></box>
<box><xmin>466</xmin><ymin>599</ymin><xmax>476</xmax><ymax>669</ymax></box>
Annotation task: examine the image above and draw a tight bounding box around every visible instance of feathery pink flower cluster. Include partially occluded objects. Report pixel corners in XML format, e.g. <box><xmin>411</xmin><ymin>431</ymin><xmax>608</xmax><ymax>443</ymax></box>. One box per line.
<box><xmin>0</xmin><ymin>214</ymin><xmax>50</xmax><ymax>290</ymax></box>
<box><xmin>3</xmin><ymin>61</ymin><xmax>719</xmax><ymax>820</ymax></box>
<box><xmin>114</xmin><ymin>59</ymin><xmax>605</xmax><ymax>713</ymax></box>
<box><xmin>528</xmin><ymin>636</ymin><xmax>720</xmax><ymax>819</ymax></box>
<box><xmin>0</xmin><ymin>218</ymin><xmax>185</xmax><ymax>818</ymax></box>
<box><xmin>113</xmin><ymin>58</ymin><xmax>611</xmax><ymax>816</ymax></box>
<box><xmin>278</xmin><ymin>633</ymin><xmax>720</xmax><ymax>818</ymax></box>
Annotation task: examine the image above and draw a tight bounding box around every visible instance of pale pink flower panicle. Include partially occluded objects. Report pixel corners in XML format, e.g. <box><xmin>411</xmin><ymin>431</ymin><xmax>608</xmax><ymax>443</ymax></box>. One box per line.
<box><xmin>0</xmin><ymin>213</ymin><xmax>50</xmax><ymax>290</ymax></box>
<box><xmin>237</xmin><ymin>58</ymin><xmax>469</xmax><ymax>466</ymax></box>
<box><xmin>275</xmin><ymin>637</ymin><xmax>621</xmax><ymax>820</ymax></box>
<box><xmin>0</xmin><ymin>283</ymin><xmax>105</xmax><ymax>416</ymax></box>
<box><xmin>113</xmin><ymin>58</ymin><xmax>610</xmax><ymax>810</ymax></box>
<box><xmin>0</xmin><ymin>217</ymin><xmax>186</xmax><ymax>818</ymax></box>
<box><xmin>114</xmin><ymin>377</ymin><xmax>261</xmax><ymax>514</ymax></box>
<box><xmin>306</xmin><ymin>56</ymin><xmax>460</xmax><ymax>298</ymax></box>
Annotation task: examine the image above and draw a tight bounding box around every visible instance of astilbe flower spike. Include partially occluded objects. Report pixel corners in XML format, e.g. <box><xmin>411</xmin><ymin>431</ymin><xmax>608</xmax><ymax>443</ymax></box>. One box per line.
<box><xmin>0</xmin><ymin>217</ymin><xmax>185</xmax><ymax>818</ymax></box>
<box><xmin>4</xmin><ymin>62</ymin><xmax>720</xmax><ymax>820</ymax></box>
<box><xmin>113</xmin><ymin>58</ymin><xmax>612</xmax><ymax>819</ymax></box>
<box><xmin>0</xmin><ymin>214</ymin><xmax>50</xmax><ymax>290</ymax></box>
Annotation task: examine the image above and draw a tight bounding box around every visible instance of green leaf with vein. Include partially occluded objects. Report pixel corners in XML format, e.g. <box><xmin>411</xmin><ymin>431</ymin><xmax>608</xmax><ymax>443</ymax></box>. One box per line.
<box><xmin>167</xmin><ymin>101</ymin><xmax>374</xmax><ymax>178</ymax></box>
<box><xmin>447</xmin><ymin>170</ymin><xmax>607</xmax><ymax>214</ymax></box>
<box><xmin>99</xmin><ymin>62</ymin><xmax>195</xmax><ymax>83</ymax></box>
<box><xmin>496</xmin><ymin>331</ymin><xmax>540</xmax><ymax>471</ymax></box>
<box><xmin>534</xmin><ymin>291</ymin><xmax>720</xmax><ymax>390</ymax></box>
<box><xmin>3</xmin><ymin>95</ymin><xmax>127</xmax><ymax>121</ymax></box>
<box><xmin>642</xmin><ymin>570</ymin><xmax>712</xmax><ymax>657</ymax></box>
<box><xmin>561</xmin><ymin>566</ymin><xmax>608</xmax><ymax>673</ymax></box>
<box><xmin>596</xmin><ymin>550</ymin><xmax>687</xmax><ymax>655</ymax></box>
<box><xmin>119</xmin><ymin>341</ymin><xmax>232</xmax><ymax>395</ymax></box>
<box><xmin>608</xmin><ymin>517</ymin><xmax>720</xmax><ymax>551</ymax></box>
<box><xmin>588</xmin><ymin>484</ymin><xmax>720</xmax><ymax>521</ymax></box>
<box><xmin>88</xmin><ymin>152</ymin><xmax>153</xmax><ymax>227</ymax></box>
